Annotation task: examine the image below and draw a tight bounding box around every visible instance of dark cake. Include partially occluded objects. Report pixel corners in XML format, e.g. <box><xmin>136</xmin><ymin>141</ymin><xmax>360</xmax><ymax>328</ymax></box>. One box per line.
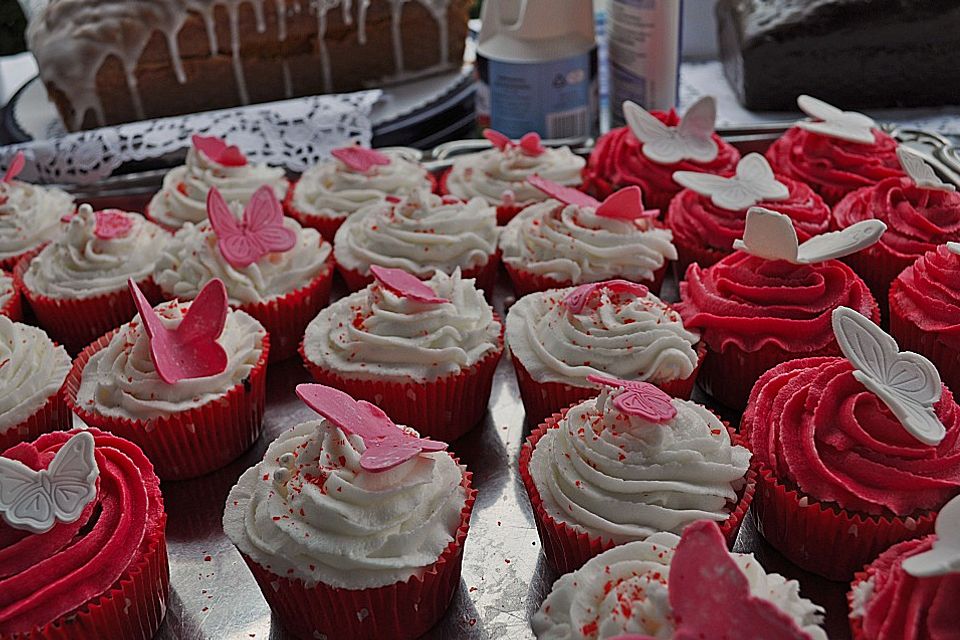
<box><xmin>716</xmin><ymin>0</ymin><xmax>960</xmax><ymax>110</ymax></box>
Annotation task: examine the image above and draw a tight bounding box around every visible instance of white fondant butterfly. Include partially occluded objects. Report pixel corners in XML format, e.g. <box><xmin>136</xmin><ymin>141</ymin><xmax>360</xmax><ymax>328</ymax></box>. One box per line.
<box><xmin>796</xmin><ymin>95</ymin><xmax>877</xmax><ymax>145</ymax></box>
<box><xmin>948</xmin><ymin>242</ymin><xmax>960</xmax><ymax>255</ymax></box>
<box><xmin>624</xmin><ymin>96</ymin><xmax>718</xmax><ymax>164</ymax></box>
<box><xmin>832</xmin><ymin>307</ymin><xmax>945</xmax><ymax>446</ymax></box>
<box><xmin>896</xmin><ymin>146</ymin><xmax>957</xmax><ymax>193</ymax></box>
<box><xmin>673</xmin><ymin>153</ymin><xmax>789</xmax><ymax>210</ymax></box>
<box><xmin>732</xmin><ymin>206</ymin><xmax>886</xmax><ymax>264</ymax></box>
<box><xmin>0</xmin><ymin>431</ymin><xmax>99</xmax><ymax>534</ymax></box>
<box><xmin>902</xmin><ymin>494</ymin><xmax>960</xmax><ymax>577</ymax></box>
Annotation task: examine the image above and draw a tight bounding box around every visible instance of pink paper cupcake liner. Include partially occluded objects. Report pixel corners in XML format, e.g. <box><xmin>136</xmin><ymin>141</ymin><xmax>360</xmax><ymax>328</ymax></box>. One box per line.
<box><xmin>240</xmin><ymin>471</ymin><xmax>476</xmax><ymax>640</ymax></box>
<box><xmin>63</xmin><ymin>330</ymin><xmax>270</xmax><ymax>481</ymax></box>
<box><xmin>888</xmin><ymin>280</ymin><xmax>960</xmax><ymax>396</ymax></box>
<box><xmin>519</xmin><ymin>407</ymin><xmax>755</xmax><ymax>575</ymax></box>
<box><xmin>0</xmin><ymin>382</ymin><xmax>72</xmax><ymax>453</ymax></box>
<box><xmin>503</xmin><ymin>261</ymin><xmax>668</xmax><ymax>299</ymax></box>
<box><xmin>1</xmin><ymin>270</ymin><xmax>22</xmax><ymax>321</ymax></box>
<box><xmin>1</xmin><ymin>520</ymin><xmax>169</xmax><ymax>640</ymax></box>
<box><xmin>301</xmin><ymin>322</ymin><xmax>504</xmax><ymax>442</ymax></box>
<box><xmin>750</xmin><ymin>464</ymin><xmax>937</xmax><ymax>581</ymax></box>
<box><xmin>510</xmin><ymin>341</ymin><xmax>705</xmax><ymax>427</ymax></box>
<box><xmin>335</xmin><ymin>252</ymin><xmax>500</xmax><ymax>301</ymax></box>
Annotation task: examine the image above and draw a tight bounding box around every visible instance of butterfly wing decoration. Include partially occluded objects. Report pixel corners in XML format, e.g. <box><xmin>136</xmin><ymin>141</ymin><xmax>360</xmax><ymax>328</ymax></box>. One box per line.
<box><xmin>518</xmin><ymin>132</ymin><xmax>546</xmax><ymax>156</ymax></box>
<box><xmin>948</xmin><ymin>242</ymin><xmax>960</xmax><ymax>256</ymax></box>
<box><xmin>595</xmin><ymin>186</ymin><xmax>658</xmax><ymax>220</ymax></box>
<box><xmin>625</xmin><ymin>99</ymin><xmax>716</xmax><ymax>165</ymax></box>
<box><xmin>902</xmin><ymin>494</ymin><xmax>960</xmax><ymax>577</ymax></box>
<box><xmin>483</xmin><ymin>129</ymin><xmax>512</xmax><ymax>151</ymax></box>
<box><xmin>243</xmin><ymin>186</ymin><xmax>296</xmax><ymax>254</ymax></box>
<box><xmin>192</xmin><ymin>134</ymin><xmax>246</xmax><ymax>166</ymax></box>
<box><xmin>587</xmin><ymin>375</ymin><xmax>677</xmax><ymax>423</ymax></box>
<box><xmin>0</xmin><ymin>432</ymin><xmax>98</xmax><ymax>534</ymax></box>
<box><xmin>670</xmin><ymin>521</ymin><xmax>814</xmax><ymax>640</ymax></box>
<box><xmin>832</xmin><ymin>306</ymin><xmax>945</xmax><ymax>445</ymax></box>
<box><xmin>2</xmin><ymin>151</ymin><xmax>25</xmax><ymax>183</ymax></box>
<box><xmin>794</xmin><ymin>219</ymin><xmax>887</xmax><ymax>263</ymax></box>
<box><xmin>330</xmin><ymin>146</ymin><xmax>391</xmax><ymax>173</ymax></box>
<box><xmin>897</xmin><ymin>147</ymin><xmax>957</xmax><ymax>192</ymax></box>
<box><xmin>128</xmin><ymin>278</ymin><xmax>229</xmax><ymax>385</ymax></box>
<box><xmin>296</xmin><ymin>384</ymin><xmax>447</xmax><ymax>473</ymax></box>
<box><xmin>796</xmin><ymin>95</ymin><xmax>876</xmax><ymax>145</ymax></box>
<box><xmin>370</xmin><ymin>265</ymin><xmax>447</xmax><ymax>304</ymax></box>
<box><xmin>674</xmin><ymin>153</ymin><xmax>789</xmax><ymax>210</ymax></box>
<box><xmin>527</xmin><ymin>175</ymin><xmax>601</xmax><ymax>209</ymax></box>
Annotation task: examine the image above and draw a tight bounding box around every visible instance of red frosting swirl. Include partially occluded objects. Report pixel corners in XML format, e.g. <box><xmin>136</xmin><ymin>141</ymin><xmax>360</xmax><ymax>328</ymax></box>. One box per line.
<box><xmin>765</xmin><ymin>127</ymin><xmax>903</xmax><ymax>204</ymax></box>
<box><xmin>855</xmin><ymin>535</ymin><xmax>960</xmax><ymax>640</ymax></box>
<box><xmin>0</xmin><ymin>429</ymin><xmax>164</xmax><ymax>634</ymax></box>
<box><xmin>744</xmin><ymin>357</ymin><xmax>960</xmax><ymax>516</ymax></box>
<box><xmin>892</xmin><ymin>245</ymin><xmax>960</xmax><ymax>350</ymax></box>
<box><xmin>677</xmin><ymin>253</ymin><xmax>877</xmax><ymax>353</ymax></box>
<box><xmin>582</xmin><ymin>110</ymin><xmax>741</xmax><ymax>206</ymax></box>
<box><xmin>666</xmin><ymin>176</ymin><xmax>831</xmax><ymax>254</ymax></box>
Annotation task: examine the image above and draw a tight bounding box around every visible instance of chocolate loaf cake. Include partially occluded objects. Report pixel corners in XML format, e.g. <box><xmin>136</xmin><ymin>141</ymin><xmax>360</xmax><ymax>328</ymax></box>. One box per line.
<box><xmin>716</xmin><ymin>0</ymin><xmax>960</xmax><ymax>110</ymax></box>
<box><xmin>28</xmin><ymin>0</ymin><xmax>472</xmax><ymax>131</ymax></box>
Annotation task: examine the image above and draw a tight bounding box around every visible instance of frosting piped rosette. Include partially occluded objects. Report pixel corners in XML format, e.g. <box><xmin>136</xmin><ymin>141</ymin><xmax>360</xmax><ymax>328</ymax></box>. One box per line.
<box><xmin>0</xmin><ymin>172</ymin><xmax>74</xmax><ymax>270</ymax></box>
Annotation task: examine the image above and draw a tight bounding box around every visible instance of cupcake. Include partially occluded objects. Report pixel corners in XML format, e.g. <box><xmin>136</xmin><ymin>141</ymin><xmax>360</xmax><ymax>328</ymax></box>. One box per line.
<box><xmin>15</xmin><ymin>205</ymin><xmax>168</xmax><ymax>354</ymax></box>
<box><xmin>284</xmin><ymin>146</ymin><xmax>435</xmax><ymax>241</ymax></box>
<box><xmin>224</xmin><ymin>383</ymin><xmax>475</xmax><ymax>640</ymax></box>
<box><xmin>849</xmin><ymin>495</ymin><xmax>960</xmax><ymax>639</ymax></box>
<box><xmin>0</xmin><ymin>151</ymin><xmax>74</xmax><ymax>270</ymax></box>
<box><xmin>333</xmin><ymin>188</ymin><xmax>499</xmax><ymax>297</ymax></box>
<box><xmin>677</xmin><ymin>206</ymin><xmax>882</xmax><ymax>410</ymax></box>
<box><xmin>301</xmin><ymin>267</ymin><xmax>503</xmax><ymax>442</ymax></box>
<box><xmin>146</xmin><ymin>135</ymin><xmax>289</xmax><ymax>231</ymax></box>
<box><xmin>155</xmin><ymin>185</ymin><xmax>333</xmax><ymax>361</ymax></box>
<box><xmin>833</xmin><ymin>149</ymin><xmax>960</xmax><ymax>311</ymax></box>
<box><xmin>0</xmin><ymin>429</ymin><xmax>168</xmax><ymax>640</ymax></box>
<box><xmin>442</xmin><ymin>129</ymin><xmax>585</xmax><ymax>225</ymax></box>
<box><xmin>582</xmin><ymin>97</ymin><xmax>741</xmax><ymax>211</ymax></box>
<box><xmin>63</xmin><ymin>278</ymin><xmax>269</xmax><ymax>480</ymax></box>
<box><xmin>506</xmin><ymin>279</ymin><xmax>703</xmax><ymax>426</ymax></box>
<box><xmin>500</xmin><ymin>178</ymin><xmax>675</xmax><ymax>296</ymax></box>
<box><xmin>667</xmin><ymin>153</ymin><xmax>831</xmax><ymax>272</ymax></box>
<box><xmin>0</xmin><ymin>315</ymin><xmax>71</xmax><ymax>452</ymax></box>
<box><xmin>0</xmin><ymin>270</ymin><xmax>22</xmax><ymax>321</ymax></box>
<box><xmin>520</xmin><ymin>377</ymin><xmax>754</xmax><ymax>574</ymax></box>
<box><xmin>890</xmin><ymin>243</ymin><xmax>960</xmax><ymax>399</ymax></box>
<box><xmin>532</xmin><ymin>520</ymin><xmax>826</xmax><ymax>640</ymax></box>
<box><xmin>742</xmin><ymin>307</ymin><xmax>960</xmax><ymax>580</ymax></box>
<box><xmin>765</xmin><ymin>95</ymin><xmax>904</xmax><ymax>205</ymax></box>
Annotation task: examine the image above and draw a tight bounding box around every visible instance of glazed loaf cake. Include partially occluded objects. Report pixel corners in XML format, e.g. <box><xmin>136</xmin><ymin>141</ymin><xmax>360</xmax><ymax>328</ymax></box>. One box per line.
<box><xmin>28</xmin><ymin>0</ymin><xmax>472</xmax><ymax>131</ymax></box>
<box><xmin>716</xmin><ymin>0</ymin><xmax>960</xmax><ymax>110</ymax></box>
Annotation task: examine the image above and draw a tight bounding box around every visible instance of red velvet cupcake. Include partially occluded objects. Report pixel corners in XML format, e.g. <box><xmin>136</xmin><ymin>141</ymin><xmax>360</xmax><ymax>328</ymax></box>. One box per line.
<box><xmin>765</xmin><ymin>96</ymin><xmax>903</xmax><ymax>206</ymax></box>
<box><xmin>667</xmin><ymin>153</ymin><xmax>831</xmax><ymax>272</ymax></box>
<box><xmin>742</xmin><ymin>308</ymin><xmax>960</xmax><ymax>580</ymax></box>
<box><xmin>0</xmin><ymin>429</ymin><xmax>168</xmax><ymax>640</ymax></box>
<box><xmin>582</xmin><ymin>97</ymin><xmax>741</xmax><ymax>211</ymax></box>
<box><xmin>0</xmin><ymin>271</ymin><xmax>21</xmax><ymax>321</ymax></box>
<box><xmin>890</xmin><ymin>244</ymin><xmax>960</xmax><ymax>398</ymax></box>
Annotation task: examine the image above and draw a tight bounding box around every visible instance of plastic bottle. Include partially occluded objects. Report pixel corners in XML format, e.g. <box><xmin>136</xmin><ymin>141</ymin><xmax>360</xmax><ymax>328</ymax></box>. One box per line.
<box><xmin>608</xmin><ymin>0</ymin><xmax>682</xmax><ymax>127</ymax></box>
<box><xmin>475</xmin><ymin>0</ymin><xmax>598</xmax><ymax>139</ymax></box>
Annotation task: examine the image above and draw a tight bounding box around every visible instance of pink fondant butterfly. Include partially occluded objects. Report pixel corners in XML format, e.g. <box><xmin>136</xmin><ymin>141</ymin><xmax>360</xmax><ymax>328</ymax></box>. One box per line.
<box><xmin>370</xmin><ymin>265</ymin><xmax>448</xmax><ymax>304</ymax></box>
<box><xmin>528</xmin><ymin>176</ymin><xmax>658</xmax><ymax>220</ymax></box>
<box><xmin>61</xmin><ymin>205</ymin><xmax>135</xmax><ymax>240</ymax></box>
<box><xmin>483</xmin><ymin>129</ymin><xmax>546</xmax><ymax>157</ymax></box>
<box><xmin>563</xmin><ymin>279</ymin><xmax>649</xmax><ymax>314</ymax></box>
<box><xmin>207</xmin><ymin>185</ymin><xmax>296</xmax><ymax>269</ymax></box>
<box><xmin>128</xmin><ymin>278</ymin><xmax>229</xmax><ymax>385</ymax></box>
<box><xmin>331</xmin><ymin>146</ymin><xmax>391</xmax><ymax>173</ymax></box>
<box><xmin>587</xmin><ymin>375</ymin><xmax>677</xmax><ymax>423</ymax></box>
<box><xmin>296</xmin><ymin>384</ymin><xmax>448</xmax><ymax>473</ymax></box>
<box><xmin>2</xmin><ymin>151</ymin><xmax>24</xmax><ymax>183</ymax></box>
<box><xmin>192</xmin><ymin>135</ymin><xmax>247</xmax><ymax>167</ymax></box>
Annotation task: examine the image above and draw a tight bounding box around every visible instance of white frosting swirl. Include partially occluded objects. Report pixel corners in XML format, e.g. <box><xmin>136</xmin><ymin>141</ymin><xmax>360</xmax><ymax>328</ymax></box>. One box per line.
<box><xmin>500</xmin><ymin>200</ymin><xmax>676</xmax><ymax>283</ymax></box>
<box><xmin>154</xmin><ymin>210</ymin><xmax>331</xmax><ymax>305</ymax></box>
<box><xmin>0</xmin><ymin>272</ymin><xmax>14</xmax><ymax>310</ymax></box>
<box><xmin>0</xmin><ymin>316</ymin><xmax>71</xmax><ymax>433</ymax></box>
<box><xmin>147</xmin><ymin>148</ymin><xmax>289</xmax><ymax>229</ymax></box>
<box><xmin>507</xmin><ymin>284</ymin><xmax>700</xmax><ymax>387</ymax></box>
<box><xmin>0</xmin><ymin>180</ymin><xmax>74</xmax><ymax>262</ymax></box>
<box><xmin>303</xmin><ymin>270</ymin><xmax>501</xmax><ymax>382</ymax></box>
<box><xmin>445</xmin><ymin>146</ymin><xmax>585</xmax><ymax>207</ymax></box>
<box><xmin>529</xmin><ymin>388</ymin><xmax>751</xmax><ymax>542</ymax></box>
<box><xmin>291</xmin><ymin>150</ymin><xmax>433</xmax><ymax>220</ymax></box>
<box><xmin>532</xmin><ymin>534</ymin><xmax>827</xmax><ymax>640</ymax></box>
<box><xmin>333</xmin><ymin>189</ymin><xmax>498</xmax><ymax>277</ymax></box>
<box><xmin>223</xmin><ymin>419</ymin><xmax>467</xmax><ymax>589</ymax></box>
<box><xmin>75</xmin><ymin>300</ymin><xmax>266</xmax><ymax>421</ymax></box>
<box><xmin>22</xmin><ymin>207</ymin><xmax>168</xmax><ymax>298</ymax></box>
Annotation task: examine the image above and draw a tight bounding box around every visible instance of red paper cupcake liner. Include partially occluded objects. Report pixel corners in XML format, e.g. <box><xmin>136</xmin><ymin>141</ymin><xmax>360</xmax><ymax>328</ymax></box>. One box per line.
<box><xmin>2</xmin><ymin>519</ymin><xmax>169</xmax><ymax>640</ymax></box>
<box><xmin>510</xmin><ymin>341</ymin><xmax>705</xmax><ymax>427</ymax></box>
<box><xmin>750</xmin><ymin>464</ymin><xmax>936</xmax><ymax>581</ymax></box>
<box><xmin>1</xmin><ymin>271</ymin><xmax>23</xmax><ymax>322</ymax></box>
<box><xmin>240</xmin><ymin>470</ymin><xmax>476</xmax><ymax>640</ymax></box>
<box><xmin>0</xmin><ymin>245</ymin><xmax>44</xmax><ymax>273</ymax></box>
<box><xmin>840</xmin><ymin>249</ymin><xmax>911</xmax><ymax>325</ymax></box>
<box><xmin>0</xmin><ymin>383</ymin><xmax>72</xmax><ymax>453</ymax></box>
<box><xmin>888</xmin><ymin>282</ymin><xmax>960</xmax><ymax>396</ymax></box>
<box><xmin>15</xmin><ymin>255</ymin><xmax>164</xmax><ymax>355</ymax></box>
<box><xmin>503</xmin><ymin>260</ymin><xmax>668</xmax><ymax>299</ymax></box>
<box><xmin>63</xmin><ymin>329</ymin><xmax>270</xmax><ymax>481</ymax></box>
<box><xmin>301</xmin><ymin>322</ymin><xmax>504</xmax><ymax>442</ymax></box>
<box><xmin>335</xmin><ymin>252</ymin><xmax>500</xmax><ymax>301</ymax></box>
<box><xmin>519</xmin><ymin>407</ymin><xmax>755</xmax><ymax>575</ymax></box>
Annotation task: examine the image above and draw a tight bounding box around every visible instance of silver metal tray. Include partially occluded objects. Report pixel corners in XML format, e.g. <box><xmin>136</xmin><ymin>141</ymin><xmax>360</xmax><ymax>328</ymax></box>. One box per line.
<box><xmin>62</xmin><ymin>125</ymin><xmax>960</xmax><ymax>640</ymax></box>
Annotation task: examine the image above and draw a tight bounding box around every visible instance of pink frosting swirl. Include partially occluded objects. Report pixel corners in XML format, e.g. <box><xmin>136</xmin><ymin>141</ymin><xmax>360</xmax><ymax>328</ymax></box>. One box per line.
<box><xmin>743</xmin><ymin>357</ymin><xmax>960</xmax><ymax>516</ymax></box>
